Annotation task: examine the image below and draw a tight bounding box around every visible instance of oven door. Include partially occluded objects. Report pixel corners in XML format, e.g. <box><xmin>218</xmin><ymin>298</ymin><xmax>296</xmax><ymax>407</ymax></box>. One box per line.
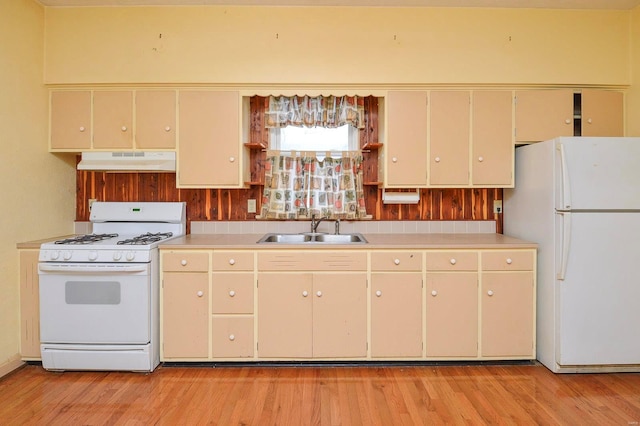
<box><xmin>38</xmin><ymin>262</ymin><xmax>151</xmax><ymax>344</ymax></box>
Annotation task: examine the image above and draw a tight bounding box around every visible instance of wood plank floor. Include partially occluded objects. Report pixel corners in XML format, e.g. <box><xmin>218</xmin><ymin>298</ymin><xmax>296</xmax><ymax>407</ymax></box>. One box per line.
<box><xmin>1</xmin><ymin>363</ymin><xmax>640</xmax><ymax>425</ymax></box>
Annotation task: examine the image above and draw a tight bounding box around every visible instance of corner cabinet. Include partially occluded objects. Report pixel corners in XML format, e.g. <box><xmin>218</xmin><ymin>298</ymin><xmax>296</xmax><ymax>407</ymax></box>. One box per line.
<box><xmin>177</xmin><ymin>90</ymin><xmax>248</xmax><ymax>188</ymax></box>
<box><xmin>159</xmin><ymin>246</ymin><xmax>535</xmax><ymax>363</ymax></box>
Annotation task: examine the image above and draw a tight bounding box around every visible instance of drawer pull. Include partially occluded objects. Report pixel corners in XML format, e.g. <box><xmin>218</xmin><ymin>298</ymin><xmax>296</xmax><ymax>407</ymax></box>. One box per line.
<box><xmin>229</xmin><ymin>334</ymin><xmax>235</xmax><ymax>341</ymax></box>
<box><xmin>180</xmin><ymin>259</ymin><xmax>187</xmax><ymax>266</ymax></box>
<box><xmin>302</xmin><ymin>290</ymin><xmax>308</xmax><ymax>297</ymax></box>
<box><xmin>375</xmin><ymin>290</ymin><xmax>382</xmax><ymax>297</ymax></box>
<box><xmin>450</xmin><ymin>258</ymin><xmax>457</xmax><ymax>265</ymax></box>
<box><xmin>316</xmin><ymin>291</ymin><xmax>322</xmax><ymax>297</ymax></box>
<box><xmin>196</xmin><ymin>290</ymin><xmax>203</xmax><ymax>297</ymax></box>
<box><xmin>229</xmin><ymin>290</ymin><xmax>236</xmax><ymax>297</ymax></box>
<box><xmin>165</xmin><ymin>126</ymin><xmax>171</xmax><ymax>132</ymax></box>
<box><xmin>228</xmin><ymin>258</ymin><xmax>236</xmax><ymax>265</ymax></box>
<box><xmin>79</xmin><ymin>126</ymin><xmax>86</xmax><ymax>132</ymax></box>
<box><xmin>431</xmin><ymin>290</ymin><xmax>438</xmax><ymax>296</ymax></box>
<box><xmin>506</xmin><ymin>258</ymin><xmax>513</xmax><ymax>264</ymax></box>
<box><xmin>487</xmin><ymin>290</ymin><xmax>494</xmax><ymax>297</ymax></box>
<box><xmin>121</xmin><ymin>126</ymin><xmax>128</xmax><ymax>132</ymax></box>
<box><xmin>394</xmin><ymin>258</ymin><xmax>400</xmax><ymax>265</ymax></box>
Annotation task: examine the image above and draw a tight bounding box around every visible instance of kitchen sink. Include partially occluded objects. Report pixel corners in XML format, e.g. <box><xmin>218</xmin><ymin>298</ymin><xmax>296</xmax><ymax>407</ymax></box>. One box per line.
<box><xmin>257</xmin><ymin>233</ymin><xmax>368</xmax><ymax>244</ymax></box>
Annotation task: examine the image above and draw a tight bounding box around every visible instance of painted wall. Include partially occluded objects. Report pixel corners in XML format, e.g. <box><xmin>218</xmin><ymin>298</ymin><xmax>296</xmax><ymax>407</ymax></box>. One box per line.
<box><xmin>628</xmin><ymin>6</ymin><xmax>640</xmax><ymax>137</ymax></box>
<box><xmin>43</xmin><ymin>6</ymin><xmax>630</xmax><ymax>86</ymax></box>
<box><xmin>0</xmin><ymin>1</ymin><xmax>76</xmax><ymax>375</ymax></box>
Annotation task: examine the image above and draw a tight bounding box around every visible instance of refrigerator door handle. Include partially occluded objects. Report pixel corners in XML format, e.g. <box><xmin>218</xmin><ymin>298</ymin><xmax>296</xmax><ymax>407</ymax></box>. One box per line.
<box><xmin>557</xmin><ymin>142</ymin><xmax>572</xmax><ymax>210</ymax></box>
<box><xmin>557</xmin><ymin>211</ymin><xmax>571</xmax><ymax>281</ymax></box>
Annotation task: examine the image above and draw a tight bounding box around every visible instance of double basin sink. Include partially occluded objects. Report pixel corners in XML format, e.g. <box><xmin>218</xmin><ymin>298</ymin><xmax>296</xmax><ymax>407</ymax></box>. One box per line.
<box><xmin>257</xmin><ymin>232</ymin><xmax>368</xmax><ymax>244</ymax></box>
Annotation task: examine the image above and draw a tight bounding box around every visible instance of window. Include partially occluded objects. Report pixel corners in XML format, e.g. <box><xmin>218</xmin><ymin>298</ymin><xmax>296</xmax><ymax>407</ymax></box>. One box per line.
<box><xmin>270</xmin><ymin>124</ymin><xmax>359</xmax><ymax>152</ymax></box>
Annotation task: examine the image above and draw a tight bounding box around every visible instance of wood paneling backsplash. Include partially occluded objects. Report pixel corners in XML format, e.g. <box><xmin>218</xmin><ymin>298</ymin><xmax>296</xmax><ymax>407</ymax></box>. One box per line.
<box><xmin>75</xmin><ymin>95</ymin><xmax>502</xmax><ymax>233</ymax></box>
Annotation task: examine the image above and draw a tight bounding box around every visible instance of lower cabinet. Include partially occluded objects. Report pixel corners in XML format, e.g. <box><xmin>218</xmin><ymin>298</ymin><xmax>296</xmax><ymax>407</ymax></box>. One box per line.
<box><xmin>20</xmin><ymin>250</ymin><xmax>41</xmax><ymax>360</ymax></box>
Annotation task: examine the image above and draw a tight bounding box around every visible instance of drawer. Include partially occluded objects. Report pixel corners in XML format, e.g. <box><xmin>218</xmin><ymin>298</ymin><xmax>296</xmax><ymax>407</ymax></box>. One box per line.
<box><xmin>162</xmin><ymin>251</ymin><xmax>209</xmax><ymax>272</ymax></box>
<box><xmin>425</xmin><ymin>251</ymin><xmax>478</xmax><ymax>271</ymax></box>
<box><xmin>371</xmin><ymin>251</ymin><xmax>422</xmax><ymax>271</ymax></box>
<box><xmin>212</xmin><ymin>251</ymin><xmax>254</xmax><ymax>271</ymax></box>
<box><xmin>258</xmin><ymin>251</ymin><xmax>367</xmax><ymax>271</ymax></box>
<box><xmin>212</xmin><ymin>272</ymin><xmax>254</xmax><ymax>314</ymax></box>
<box><xmin>481</xmin><ymin>250</ymin><xmax>534</xmax><ymax>271</ymax></box>
<box><xmin>211</xmin><ymin>316</ymin><xmax>254</xmax><ymax>358</ymax></box>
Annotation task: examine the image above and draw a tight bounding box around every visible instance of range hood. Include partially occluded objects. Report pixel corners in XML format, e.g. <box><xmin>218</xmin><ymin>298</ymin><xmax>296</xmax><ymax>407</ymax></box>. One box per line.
<box><xmin>77</xmin><ymin>152</ymin><xmax>176</xmax><ymax>172</ymax></box>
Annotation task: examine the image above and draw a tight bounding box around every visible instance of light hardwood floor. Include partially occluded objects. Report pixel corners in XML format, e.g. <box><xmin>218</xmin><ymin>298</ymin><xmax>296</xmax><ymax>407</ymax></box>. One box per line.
<box><xmin>1</xmin><ymin>363</ymin><xmax>640</xmax><ymax>425</ymax></box>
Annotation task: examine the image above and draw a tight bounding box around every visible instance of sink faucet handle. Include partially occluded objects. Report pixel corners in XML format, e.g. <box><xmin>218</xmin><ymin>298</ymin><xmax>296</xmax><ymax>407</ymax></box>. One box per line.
<box><xmin>334</xmin><ymin>219</ymin><xmax>341</xmax><ymax>235</ymax></box>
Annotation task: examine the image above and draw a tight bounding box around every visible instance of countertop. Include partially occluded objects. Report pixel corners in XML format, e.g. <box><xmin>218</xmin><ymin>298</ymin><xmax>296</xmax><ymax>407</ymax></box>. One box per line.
<box><xmin>16</xmin><ymin>235</ymin><xmax>74</xmax><ymax>250</ymax></box>
<box><xmin>159</xmin><ymin>233</ymin><xmax>537</xmax><ymax>250</ymax></box>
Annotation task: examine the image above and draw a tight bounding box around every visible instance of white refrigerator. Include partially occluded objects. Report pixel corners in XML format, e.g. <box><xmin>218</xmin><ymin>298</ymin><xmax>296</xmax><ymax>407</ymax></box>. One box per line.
<box><xmin>504</xmin><ymin>137</ymin><xmax>640</xmax><ymax>373</ymax></box>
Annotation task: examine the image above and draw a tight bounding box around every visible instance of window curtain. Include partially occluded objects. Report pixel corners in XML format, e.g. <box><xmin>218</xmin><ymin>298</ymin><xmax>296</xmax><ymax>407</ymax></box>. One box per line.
<box><xmin>265</xmin><ymin>96</ymin><xmax>365</xmax><ymax>129</ymax></box>
<box><xmin>260</xmin><ymin>151</ymin><xmax>367</xmax><ymax>220</ymax></box>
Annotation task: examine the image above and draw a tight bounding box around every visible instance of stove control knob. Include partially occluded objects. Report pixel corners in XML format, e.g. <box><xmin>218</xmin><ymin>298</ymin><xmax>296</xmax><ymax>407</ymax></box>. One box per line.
<box><xmin>88</xmin><ymin>251</ymin><xmax>98</xmax><ymax>261</ymax></box>
<box><xmin>126</xmin><ymin>251</ymin><xmax>135</xmax><ymax>261</ymax></box>
<box><xmin>113</xmin><ymin>251</ymin><xmax>123</xmax><ymax>261</ymax></box>
<box><xmin>50</xmin><ymin>251</ymin><xmax>60</xmax><ymax>260</ymax></box>
<box><xmin>63</xmin><ymin>251</ymin><xmax>72</xmax><ymax>260</ymax></box>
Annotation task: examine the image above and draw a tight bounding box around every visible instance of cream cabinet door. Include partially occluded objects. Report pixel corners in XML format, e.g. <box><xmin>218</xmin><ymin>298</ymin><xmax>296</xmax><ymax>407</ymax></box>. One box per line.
<box><xmin>50</xmin><ymin>91</ymin><xmax>92</xmax><ymax>151</ymax></box>
<box><xmin>429</xmin><ymin>91</ymin><xmax>470</xmax><ymax>186</ymax></box>
<box><xmin>257</xmin><ymin>273</ymin><xmax>313</xmax><ymax>358</ymax></box>
<box><xmin>515</xmin><ymin>90</ymin><xmax>574</xmax><ymax>143</ymax></box>
<box><xmin>93</xmin><ymin>91</ymin><xmax>134</xmax><ymax>149</ymax></box>
<box><xmin>211</xmin><ymin>316</ymin><xmax>254</xmax><ymax>358</ymax></box>
<box><xmin>135</xmin><ymin>90</ymin><xmax>176</xmax><ymax>149</ymax></box>
<box><xmin>20</xmin><ymin>250</ymin><xmax>40</xmax><ymax>359</ymax></box>
<box><xmin>312</xmin><ymin>273</ymin><xmax>367</xmax><ymax>358</ymax></box>
<box><xmin>162</xmin><ymin>272</ymin><xmax>209</xmax><ymax>359</ymax></box>
<box><xmin>581</xmin><ymin>89</ymin><xmax>624</xmax><ymax>137</ymax></box>
<box><xmin>371</xmin><ymin>273</ymin><xmax>422</xmax><ymax>357</ymax></box>
<box><xmin>481</xmin><ymin>272</ymin><xmax>534</xmax><ymax>357</ymax></box>
<box><xmin>178</xmin><ymin>90</ymin><xmax>241</xmax><ymax>187</ymax></box>
<box><xmin>385</xmin><ymin>91</ymin><xmax>428</xmax><ymax>187</ymax></box>
<box><xmin>472</xmin><ymin>91</ymin><xmax>513</xmax><ymax>186</ymax></box>
<box><xmin>425</xmin><ymin>272</ymin><xmax>478</xmax><ymax>357</ymax></box>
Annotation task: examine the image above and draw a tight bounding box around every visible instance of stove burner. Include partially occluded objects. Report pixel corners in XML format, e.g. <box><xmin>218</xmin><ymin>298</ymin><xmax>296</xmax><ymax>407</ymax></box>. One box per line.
<box><xmin>117</xmin><ymin>232</ymin><xmax>174</xmax><ymax>245</ymax></box>
<box><xmin>54</xmin><ymin>233</ymin><xmax>119</xmax><ymax>245</ymax></box>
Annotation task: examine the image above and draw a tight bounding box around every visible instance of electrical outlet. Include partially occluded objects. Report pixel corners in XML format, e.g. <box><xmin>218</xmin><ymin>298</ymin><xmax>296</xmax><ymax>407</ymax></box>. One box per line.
<box><xmin>493</xmin><ymin>200</ymin><xmax>503</xmax><ymax>214</ymax></box>
<box><xmin>89</xmin><ymin>198</ymin><xmax>97</xmax><ymax>211</ymax></box>
<box><xmin>247</xmin><ymin>199</ymin><xmax>257</xmax><ymax>213</ymax></box>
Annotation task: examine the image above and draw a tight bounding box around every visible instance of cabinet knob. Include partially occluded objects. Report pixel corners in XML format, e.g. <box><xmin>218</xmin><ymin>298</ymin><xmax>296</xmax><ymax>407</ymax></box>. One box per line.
<box><xmin>180</xmin><ymin>259</ymin><xmax>187</xmax><ymax>266</ymax></box>
<box><xmin>316</xmin><ymin>291</ymin><xmax>323</xmax><ymax>297</ymax></box>
<box><xmin>229</xmin><ymin>156</ymin><xmax>235</xmax><ymax>163</ymax></box>
<box><xmin>165</xmin><ymin>126</ymin><xmax>171</xmax><ymax>132</ymax></box>
<box><xmin>302</xmin><ymin>290</ymin><xmax>308</xmax><ymax>297</ymax></box>
<box><xmin>394</xmin><ymin>258</ymin><xmax>400</xmax><ymax>265</ymax></box>
<box><xmin>587</xmin><ymin>118</ymin><xmax>593</xmax><ymax>124</ymax></box>
<box><xmin>450</xmin><ymin>258</ymin><xmax>457</xmax><ymax>265</ymax></box>
<box><xmin>478</xmin><ymin>156</ymin><xmax>484</xmax><ymax>162</ymax></box>
<box><xmin>228</xmin><ymin>258</ymin><xmax>236</xmax><ymax>265</ymax></box>
<box><xmin>435</xmin><ymin>157</ymin><xmax>441</xmax><ymax>163</ymax></box>
<box><xmin>506</xmin><ymin>258</ymin><xmax>513</xmax><ymax>264</ymax></box>
<box><xmin>565</xmin><ymin>119</ymin><xmax>571</xmax><ymax>124</ymax></box>
<box><xmin>196</xmin><ymin>290</ymin><xmax>203</xmax><ymax>297</ymax></box>
<box><xmin>229</xmin><ymin>334</ymin><xmax>235</xmax><ymax>341</ymax></box>
<box><xmin>121</xmin><ymin>126</ymin><xmax>128</xmax><ymax>132</ymax></box>
<box><xmin>79</xmin><ymin>126</ymin><xmax>86</xmax><ymax>132</ymax></box>
<box><xmin>375</xmin><ymin>290</ymin><xmax>382</xmax><ymax>297</ymax></box>
<box><xmin>392</xmin><ymin>157</ymin><xmax>398</xmax><ymax>163</ymax></box>
<box><xmin>229</xmin><ymin>290</ymin><xmax>236</xmax><ymax>297</ymax></box>
<box><xmin>487</xmin><ymin>290</ymin><xmax>494</xmax><ymax>296</ymax></box>
<box><xmin>431</xmin><ymin>290</ymin><xmax>438</xmax><ymax>296</ymax></box>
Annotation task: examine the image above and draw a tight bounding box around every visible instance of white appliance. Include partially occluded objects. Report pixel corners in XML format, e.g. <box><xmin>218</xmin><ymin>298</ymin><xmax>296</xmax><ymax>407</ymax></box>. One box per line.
<box><xmin>38</xmin><ymin>201</ymin><xmax>186</xmax><ymax>372</ymax></box>
<box><xmin>504</xmin><ymin>137</ymin><xmax>640</xmax><ymax>373</ymax></box>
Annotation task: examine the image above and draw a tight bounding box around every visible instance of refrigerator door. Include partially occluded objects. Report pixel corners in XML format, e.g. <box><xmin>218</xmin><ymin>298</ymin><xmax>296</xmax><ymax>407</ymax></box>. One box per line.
<box><xmin>555</xmin><ymin>137</ymin><xmax>640</xmax><ymax>211</ymax></box>
<box><xmin>556</xmin><ymin>211</ymin><xmax>640</xmax><ymax>366</ymax></box>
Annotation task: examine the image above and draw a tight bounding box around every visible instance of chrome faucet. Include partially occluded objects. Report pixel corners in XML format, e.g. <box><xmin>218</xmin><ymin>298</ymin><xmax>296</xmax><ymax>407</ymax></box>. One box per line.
<box><xmin>334</xmin><ymin>219</ymin><xmax>341</xmax><ymax>235</ymax></box>
<box><xmin>310</xmin><ymin>214</ymin><xmax>328</xmax><ymax>234</ymax></box>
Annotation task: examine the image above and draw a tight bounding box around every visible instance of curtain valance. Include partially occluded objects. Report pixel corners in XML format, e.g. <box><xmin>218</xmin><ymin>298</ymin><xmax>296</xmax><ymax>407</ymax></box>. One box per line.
<box><xmin>265</xmin><ymin>95</ymin><xmax>364</xmax><ymax>129</ymax></box>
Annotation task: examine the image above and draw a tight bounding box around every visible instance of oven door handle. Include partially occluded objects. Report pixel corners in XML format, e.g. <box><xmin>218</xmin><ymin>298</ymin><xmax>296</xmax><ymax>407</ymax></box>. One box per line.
<box><xmin>38</xmin><ymin>264</ymin><xmax>149</xmax><ymax>274</ymax></box>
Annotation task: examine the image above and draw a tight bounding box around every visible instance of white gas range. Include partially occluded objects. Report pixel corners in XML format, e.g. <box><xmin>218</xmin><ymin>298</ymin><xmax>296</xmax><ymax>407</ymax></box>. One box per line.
<box><xmin>38</xmin><ymin>201</ymin><xmax>186</xmax><ymax>372</ymax></box>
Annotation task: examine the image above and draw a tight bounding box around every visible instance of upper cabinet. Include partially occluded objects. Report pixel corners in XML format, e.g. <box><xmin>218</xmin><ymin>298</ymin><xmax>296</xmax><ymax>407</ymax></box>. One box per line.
<box><xmin>384</xmin><ymin>91</ymin><xmax>428</xmax><ymax>187</ymax></box>
<box><xmin>93</xmin><ymin>91</ymin><xmax>133</xmax><ymax>150</ymax></box>
<box><xmin>49</xmin><ymin>89</ymin><xmax>177</xmax><ymax>152</ymax></box>
<box><xmin>429</xmin><ymin>91</ymin><xmax>471</xmax><ymax>186</ymax></box>
<box><xmin>580</xmin><ymin>89</ymin><xmax>624</xmax><ymax>137</ymax></box>
<box><xmin>135</xmin><ymin>90</ymin><xmax>177</xmax><ymax>150</ymax></box>
<box><xmin>177</xmin><ymin>90</ymin><xmax>247</xmax><ymax>188</ymax></box>
<box><xmin>50</xmin><ymin>91</ymin><xmax>92</xmax><ymax>151</ymax></box>
<box><xmin>514</xmin><ymin>90</ymin><xmax>574</xmax><ymax>143</ymax></box>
